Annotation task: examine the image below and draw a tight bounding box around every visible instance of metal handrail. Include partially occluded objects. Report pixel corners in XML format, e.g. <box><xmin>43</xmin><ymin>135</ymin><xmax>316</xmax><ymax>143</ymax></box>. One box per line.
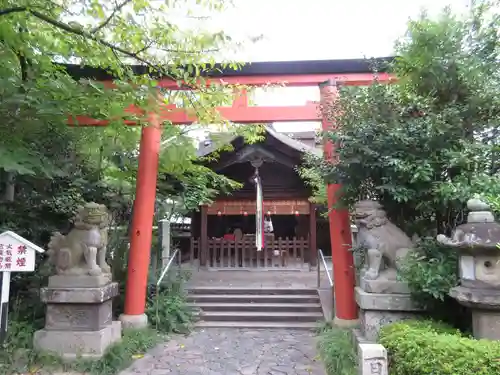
<box><xmin>317</xmin><ymin>249</ymin><xmax>333</xmax><ymax>288</ymax></box>
<box><xmin>156</xmin><ymin>248</ymin><xmax>181</xmax><ymax>287</ymax></box>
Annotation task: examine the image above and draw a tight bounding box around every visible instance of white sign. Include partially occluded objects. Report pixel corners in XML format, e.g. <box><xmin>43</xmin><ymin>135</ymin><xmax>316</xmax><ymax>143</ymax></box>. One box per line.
<box><xmin>0</xmin><ymin>231</ymin><xmax>44</xmax><ymax>343</ymax></box>
<box><xmin>358</xmin><ymin>343</ymin><xmax>388</xmax><ymax>375</ymax></box>
<box><xmin>0</xmin><ymin>231</ymin><xmax>45</xmax><ymax>272</ymax></box>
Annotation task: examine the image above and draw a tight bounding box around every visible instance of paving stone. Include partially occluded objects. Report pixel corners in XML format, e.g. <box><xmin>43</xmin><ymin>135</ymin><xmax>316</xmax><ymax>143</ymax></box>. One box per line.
<box><xmin>119</xmin><ymin>328</ymin><xmax>326</xmax><ymax>375</ymax></box>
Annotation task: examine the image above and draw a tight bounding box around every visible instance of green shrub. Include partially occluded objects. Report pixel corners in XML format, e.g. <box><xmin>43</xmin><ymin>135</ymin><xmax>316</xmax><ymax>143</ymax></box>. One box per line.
<box><xmin>399</xmin><ymin>238</ymin><xmax>459</xmax><ymax>304</ymax></box>
<box><xmin>380</xmin><ymin>320</ymin><xmax>500</xmax><ymax>375</ymax></box>
<box><xmin>146</xmin><ymin>274</ymin><xmax>193</xmax><ymax>334</ymax></box>
<box><xmin>317</xmin><ymin>323</ymin><xmax>357</xmax><ymax>375</ymax></box>
<box><xmin>398</xmin><ymin>238</ymin><xmax>471</xmax><ymax>330</ymax></box>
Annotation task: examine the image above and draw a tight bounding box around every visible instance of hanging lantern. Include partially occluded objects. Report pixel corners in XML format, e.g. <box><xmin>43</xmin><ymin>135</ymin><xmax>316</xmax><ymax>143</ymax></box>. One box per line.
<box><xmin>295</xmin><ymin>210</ymin><xmax>299</xmax><ymax>216</ymax></box>
<box><xmin>243</xmin><ymin>211</ymin><xmax>248</xmax><ymax>216</ymax></box>
<box><xmin>267</xmin><ymin>210</ymin><xmax>271</xmax><ymax>216</ymax></box>
<box><xmin>217</xmin><ymin>210</ymin><xmax>222</xmax><ymax>216</ymax></box>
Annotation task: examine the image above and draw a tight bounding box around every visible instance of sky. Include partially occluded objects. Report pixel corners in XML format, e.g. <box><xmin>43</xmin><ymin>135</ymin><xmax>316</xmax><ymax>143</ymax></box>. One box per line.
<box><xmin>191</xmin><ymin>0</ymin><xmax>471</xmax><ymax>134</ymax></box>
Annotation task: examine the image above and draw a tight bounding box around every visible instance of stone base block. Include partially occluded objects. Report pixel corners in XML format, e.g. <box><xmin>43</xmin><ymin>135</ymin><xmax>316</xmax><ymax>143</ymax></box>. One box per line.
<box><xmin>360</xmin><ymin>277</ymin><xmax>410</xmax><ymax>294</ymax></box>
<box><xmin>33</xmin><ymin>321</ymin><xmax>122</xmax><ymax>359</ymax></box>
<box><xmin>359</xmin><ymin>309</ymin><xmax>420</xmax><ymax>342</ymax></box>
<box><xmin>41</xmin><ymin>281</ymin><xmax>119</xmax><ymax>304</ymax></box>
<box><xmin>450</xmin><ymin>285</ymin><xmax>500</xmax><ymax>310</ymax></box>
<box><xmin>356</xmin><ymin>287</ymin><xmax>424</xmax><ymax>341</ymax></box>
<box><xmin>355</xmin><ymin>287</ymin><xmax>422</xmax><ymax>312</ymax></box>
<box><xmin>45</xmin><ymin>300</ymin><xmax>112</xmax><ymax>331</ymax></box>
<box><xmin>472</xmin><ymin>310</ymin><xmax>500</xmax><ymax>340</ymax></box>
<box><xmin>119</xmin><ymin>313</ymin><xmax>148</xmax><ymax>329</ymax></box>
<box><xmin>48</xmin><ymin>274</ymin><xmax>112</xmax><ymax>288</ymax></box>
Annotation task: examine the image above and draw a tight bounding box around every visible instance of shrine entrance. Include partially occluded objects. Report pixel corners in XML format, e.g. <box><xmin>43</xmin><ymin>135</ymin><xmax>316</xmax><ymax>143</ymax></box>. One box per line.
<box><xmin>187</xmin><ymin>125</ymin><xmax>319</xmax><ymax>270</ymax></box>
<box><xmin>67</xmin><ymin>57</ymin><xmax>394</xmax><ymax>327</ymax></box>
<box><xmin>191</xmin><ymin>200</ymin><xmax>312</xmax><ymax>270</ymax></box>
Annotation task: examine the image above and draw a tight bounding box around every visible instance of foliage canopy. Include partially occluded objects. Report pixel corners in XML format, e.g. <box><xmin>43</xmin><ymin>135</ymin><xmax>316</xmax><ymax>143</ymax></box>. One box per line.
<box><xmin>304</xmin><ymin>2</ymin><xmax>500</xmax><ymax>236</ymax></box>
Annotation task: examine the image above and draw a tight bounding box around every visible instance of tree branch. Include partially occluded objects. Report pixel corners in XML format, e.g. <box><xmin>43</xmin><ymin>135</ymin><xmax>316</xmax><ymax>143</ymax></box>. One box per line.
<box><xmin>28</xmin><ymin>9</ymin><xmax>219</xmax><ymax>92</ymax></box>
<box><xmin>0</xmin><ymin>7</ymin><xmax>26</xmax><ymax>16</ymax></box>
<box><xmin>28</xmin><ymin>10</ymin><xmax>162</xmax><ymax>72</ymax></box>
<box><xmin>1</xmin><ymin>7</ymin><xmax>220</xmax><ymax>92</ymax></box>
<box><xmin>91</xmin><ymin>0</ymin><xmax>133</xmax><ymax>34</ymax></box>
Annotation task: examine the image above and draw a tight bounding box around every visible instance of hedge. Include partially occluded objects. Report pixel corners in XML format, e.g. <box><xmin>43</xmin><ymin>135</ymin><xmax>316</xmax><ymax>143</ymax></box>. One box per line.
<box><xmin>379</xmin><ymin>320</ymin><xmax>500</xmax><ymax>375</ymax></box>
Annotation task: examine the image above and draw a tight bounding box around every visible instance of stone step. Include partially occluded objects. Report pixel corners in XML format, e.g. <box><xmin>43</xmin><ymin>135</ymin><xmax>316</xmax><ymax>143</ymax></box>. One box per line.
<box><xmin>189</xmin><ymin>302</ymin><xmax>322</xmax><ymax>312</ymax></box>
<box><xmin>199</xmin><ymin>311</ymin><xmax>323</xmax><ymax>322</ymax></box>
<box><xmin>186</xmin><ymin>287</ymin><xmax>318</xmax><ymax>295</ymax></box>
<box><xmin>187</xmin><ymin>294</ymin><xmax>320</xmax><ymax>304</ymax></box>
<box><xmin>195</xmin><ymin>321</ymin><xmax>319</xmax><ymax>330</ymax></box>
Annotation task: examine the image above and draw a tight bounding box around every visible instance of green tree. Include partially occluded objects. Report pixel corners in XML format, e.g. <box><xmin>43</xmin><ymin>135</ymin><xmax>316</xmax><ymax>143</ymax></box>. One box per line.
<box><xmin>0</xmin><ymin>0</ymin><xmax>262</xmax><ymax>223</ymax></box>
<box><xmin>305</xmin><ymin>2</ymin><xmax>500</xmax><ymax>236</ymax></box>
<box><xmin>0</xmin><ymin>0</ymin><xmax>260</xmax><ymax>323</ymax></box>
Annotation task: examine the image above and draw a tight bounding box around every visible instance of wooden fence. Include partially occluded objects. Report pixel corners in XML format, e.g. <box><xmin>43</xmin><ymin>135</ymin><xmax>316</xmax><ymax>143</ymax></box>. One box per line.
<box><xmin>189</xmin><ymin>237</ymin><xmax>310</xmax><ymax>269</ymax></box>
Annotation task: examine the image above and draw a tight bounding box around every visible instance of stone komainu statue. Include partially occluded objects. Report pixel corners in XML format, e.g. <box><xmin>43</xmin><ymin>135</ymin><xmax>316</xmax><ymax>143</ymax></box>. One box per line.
<box><xmin>354</xmin><ymin>200</ymin><xmax>414</xmax><ymax>280</ymax></box>
<box><xmin>47</xmin><ymin>202</ymin><xmax>111</xmax><ymax>276</ymax></box>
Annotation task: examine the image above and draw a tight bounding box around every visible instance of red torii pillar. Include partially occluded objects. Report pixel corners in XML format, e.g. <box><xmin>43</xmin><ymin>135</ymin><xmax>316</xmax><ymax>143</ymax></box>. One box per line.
<box><xmin>119</xmin><ymin>109</ymin><xmax>162</xmax><ymax>328</ymax></box>
<box><xmin>319</xmin><ymin>80</ymin><xmax>358</xmax><ymax>325</ymax></box>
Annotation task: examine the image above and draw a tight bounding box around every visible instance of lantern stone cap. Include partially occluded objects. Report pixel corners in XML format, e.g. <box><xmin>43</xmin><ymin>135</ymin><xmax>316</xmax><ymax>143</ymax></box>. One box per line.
<box><xmin>0</xmin><ymin>231</ymin><xmax>45</xmax><ymax>253</ymax></box>
<box><xmin>466</xmin><ymin>197</ymin><xmax>495</xmax><ymax>223</ymax></box>
<box><xmin>467</xmin><ymin>197</ymin><xmax>490</xmax><ymax>212</ymax></box>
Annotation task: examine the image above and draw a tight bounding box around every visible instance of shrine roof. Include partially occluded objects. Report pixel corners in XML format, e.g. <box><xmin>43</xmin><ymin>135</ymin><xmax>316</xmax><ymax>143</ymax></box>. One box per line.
<box><xmin>60</xmin><ymin>57</ymin><xmax>394</xmax><ymax>81</ymax></box>
<box><xmin>197</xmin><ymin>125</ymin><xmax>321</xmax><ymax>158</ymax></box>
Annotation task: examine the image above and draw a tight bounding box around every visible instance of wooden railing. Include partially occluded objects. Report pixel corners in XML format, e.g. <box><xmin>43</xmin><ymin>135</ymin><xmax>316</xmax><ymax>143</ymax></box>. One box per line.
<box><xmin>189</xmin><ymin>237</ymin><xmax>309</xmax><ymax>269</ymax></box>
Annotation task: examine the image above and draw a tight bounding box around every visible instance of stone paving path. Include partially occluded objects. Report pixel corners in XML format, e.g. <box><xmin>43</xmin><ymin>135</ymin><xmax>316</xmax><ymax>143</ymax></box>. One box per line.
<box><xmin>119</xmin><ymin>328</ymin><xmax>326</xmax><ymax>375</ymax></box>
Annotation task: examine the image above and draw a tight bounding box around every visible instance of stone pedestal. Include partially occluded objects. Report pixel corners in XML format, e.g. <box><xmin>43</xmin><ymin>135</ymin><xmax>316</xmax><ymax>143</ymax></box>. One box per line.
<box><xmin>358</xmin><ymin>343</ymin><xmax>388</xmax><ymax>375</ymax></box>
<box><xmin>450</xmin><ymin>285</ymin><xmax>500</xmax><ymax>340</ymax></box>
<box><xmin>33</xmin><ymin>276</ymin><xmax>122</xmax><ymax>359</ymax></box>
<box><xmin>356</xmin><ymin>285</ymin><xmax>423</xmax><ymax>342</ymax></box>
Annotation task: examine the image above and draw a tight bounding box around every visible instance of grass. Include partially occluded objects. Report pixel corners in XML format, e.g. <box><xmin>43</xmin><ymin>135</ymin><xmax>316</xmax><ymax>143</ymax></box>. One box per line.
<box><xmin>0</xmin><ymin>321</ymin><xmax>162</xmax><ymax>375</ymax></box>
<box><xmin>71</xmin><ymin>328</ymin><xmax>161</xmax><ymax>375</ymax></box>
<box><xmin>316</xmin><ymin>322</ymin><xmax>357</xmax><ymax>375</ymax></box>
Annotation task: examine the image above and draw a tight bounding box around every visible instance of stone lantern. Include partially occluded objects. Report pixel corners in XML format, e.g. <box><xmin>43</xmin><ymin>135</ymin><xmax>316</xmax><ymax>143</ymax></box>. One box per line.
<box><xmin>437</xmin><ymin>197</ymin><xmax>500</xmax><ymax>340</ymax></box>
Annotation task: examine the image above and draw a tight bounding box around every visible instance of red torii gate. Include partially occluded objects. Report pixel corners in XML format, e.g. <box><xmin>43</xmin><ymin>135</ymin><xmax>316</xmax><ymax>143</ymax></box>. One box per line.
<box><xmin>66</xmin><ymin>57</ymin><xmax>394</xmax><ymax>328</ymax></box>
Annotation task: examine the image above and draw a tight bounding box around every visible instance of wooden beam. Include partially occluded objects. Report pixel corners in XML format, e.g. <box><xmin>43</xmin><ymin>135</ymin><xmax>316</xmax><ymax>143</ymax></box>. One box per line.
<box><xmin>69</xmin><ymin>101</ymin><xmax>321</xmax><ymax>126</ymax></box>
<box><xmin>309</xmin><ymin>202</ymin><xmax>317</xmax><ymax>267</ymax></box>
<box><xmin>207</xmin><ymin>199</ymin><xmax>310</xmax><ymax>215</ymax></box>
<box><xmin>94</xmin><ymin>72</ymin><xmax>394</xmax><ymax>91</ymax></box>
<box><xmin>157</xmin><ymin>72</ymin><xmax>394</xmax><ymax>88</ymax></box>
<box><xmin>213</xmin><ymin>145</ymin><xmax>296</xmax><ymax>171</ymax></box>
<box><xmin>200</xmin><ymin>205</ymin><xmax>208</xmax><ymax>267</ymax></box>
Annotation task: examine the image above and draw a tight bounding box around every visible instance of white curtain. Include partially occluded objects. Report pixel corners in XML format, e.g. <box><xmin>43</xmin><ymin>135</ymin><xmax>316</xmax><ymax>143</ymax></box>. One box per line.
<box><xmin>254</xmin><ymin>174</ymin><xmax>264</xmax><ymax>251</ymax></box>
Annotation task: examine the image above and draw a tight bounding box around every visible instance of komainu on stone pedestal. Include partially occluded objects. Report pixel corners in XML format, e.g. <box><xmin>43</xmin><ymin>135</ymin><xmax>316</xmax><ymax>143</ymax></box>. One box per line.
<box><xmin>354</xmin><ymin>200</ymin><xmax>414</xmax><ymax>283</ymax></box>
<box><xmin>47</xmin><ymin>202</ymin><xmax>111</xmax><ymax>276</ymax></box>
<box><xmin>353</xmin><ymin>200</ymin><xmax>423</xmax><ymax>343</ymax></box>
<box><xmin>34</xmin><ymin>202</ymin><xmax>121</xmax><ymax>359</ymax></box>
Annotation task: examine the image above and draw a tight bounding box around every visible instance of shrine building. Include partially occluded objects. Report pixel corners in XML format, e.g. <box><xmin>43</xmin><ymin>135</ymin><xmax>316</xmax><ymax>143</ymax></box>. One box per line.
<box><xmin>184</xmin><ymin>125</ymin><xmax>326</xmax><ymax>270</ymax></box>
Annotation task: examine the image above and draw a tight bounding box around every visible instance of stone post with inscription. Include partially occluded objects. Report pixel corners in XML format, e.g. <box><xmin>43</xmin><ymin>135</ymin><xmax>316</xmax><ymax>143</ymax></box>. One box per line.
<box><xmin>437</xmin><ymin>197</ymin><xmax>500</xmax><ymax>340</ymax></box>
<box><xmin>353</xmin><ymin>200</ymin><xmax>423</xmax><ymax>342</ymax></box>
<box><xmin>33</xmin><ymin>202</ymin><xmax>122</xmax><ymax>359</ymax></box>
<box><xmin>358</xmin><ymin>343</ymin><xmax>388</xmax><ymax>375</ymax></box>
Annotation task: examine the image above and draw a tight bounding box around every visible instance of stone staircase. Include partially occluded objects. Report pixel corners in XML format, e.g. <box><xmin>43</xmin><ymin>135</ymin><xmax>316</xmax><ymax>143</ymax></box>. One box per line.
<box><xmin>187</xmin><ymin>287</ymin><xmax>324</xmax><ymax>329</ymax></box>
